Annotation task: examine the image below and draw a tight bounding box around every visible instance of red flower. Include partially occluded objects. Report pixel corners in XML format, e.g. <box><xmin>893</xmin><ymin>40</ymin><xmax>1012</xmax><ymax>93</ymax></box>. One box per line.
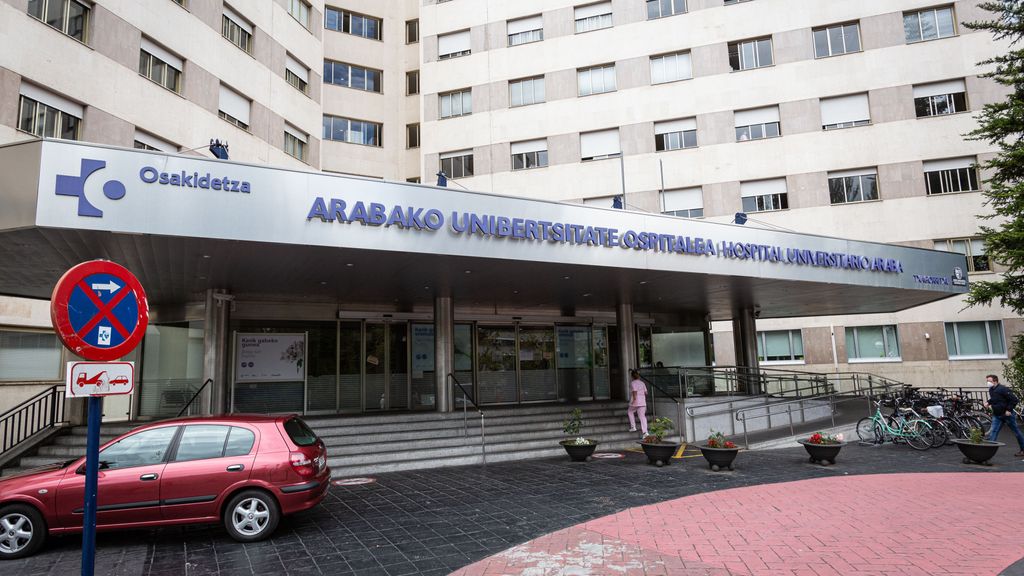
<box><xmin>809</xmin><ymin>433</ymin><xmax>823</xmax><ymax>444</ymax></box>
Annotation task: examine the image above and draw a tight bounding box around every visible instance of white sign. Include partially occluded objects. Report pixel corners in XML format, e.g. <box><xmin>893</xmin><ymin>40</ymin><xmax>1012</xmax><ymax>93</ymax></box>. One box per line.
<box><xmin>236</xmin><ymin>333</ymin><xmax>306</xmax><ymax>382</ymax></box>
<box><xmin>66</xmin><ymin>361</ymin><xmax>135</xmax><ymax>397</ymax></box>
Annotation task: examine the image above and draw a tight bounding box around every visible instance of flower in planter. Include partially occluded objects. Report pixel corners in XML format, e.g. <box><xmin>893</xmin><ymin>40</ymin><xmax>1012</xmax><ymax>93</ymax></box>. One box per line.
<box><xmin>969</xmin><ymin>427</ymin><xmax>985</xmax><ymax>444</ymax></box>
<box><xmin>562</xmin><ymin>408</ymin><xmax>595</xmax><ymax>445</ymax></box>
<box><xmin>571</xmin><ymin>436</ymin><xmax>592</xmax><ymax>445</ymax></box>
<box><xmin>706</xmin><ymin>430</ymin><xmax>737</xmax><ymax>449</ymax></box>
<box><xmin>807</xmin><ymin>431</ymin><xmax>844</xmax><ymax>445</ymax></box>
<box><xmin>642</xmin><ymin>417</ymin><xmax>674</xmax><ymax>444</ymax></box>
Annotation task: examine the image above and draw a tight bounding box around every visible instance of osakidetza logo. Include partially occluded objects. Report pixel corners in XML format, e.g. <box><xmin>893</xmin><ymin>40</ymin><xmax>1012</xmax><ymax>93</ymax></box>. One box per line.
<box><xmin>56</xmin><ymin>158</ymin><xmax>251</xmax><ymax>218</ymax></box>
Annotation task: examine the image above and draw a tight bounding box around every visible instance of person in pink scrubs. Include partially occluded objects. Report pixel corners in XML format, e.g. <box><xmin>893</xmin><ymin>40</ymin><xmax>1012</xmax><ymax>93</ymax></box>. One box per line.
<box><xmin>627</xmin><ymin>369</ymin><xmax>648</xmax><ymax>436</ymax></box>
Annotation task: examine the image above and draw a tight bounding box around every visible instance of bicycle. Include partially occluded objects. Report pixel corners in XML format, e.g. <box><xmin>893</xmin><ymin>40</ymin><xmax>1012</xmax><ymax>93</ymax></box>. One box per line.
<box><xmin>856</xmin><ymin>398</ymin><xmax>936</xmax><ymax>450</ymax></box>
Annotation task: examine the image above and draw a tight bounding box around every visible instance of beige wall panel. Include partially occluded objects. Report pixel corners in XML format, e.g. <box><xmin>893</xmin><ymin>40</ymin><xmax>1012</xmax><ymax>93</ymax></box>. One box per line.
<box><xmin>191</xmin><ymin>0</ymin><xmax>221</xmax><ymax>31</ymax></box>
<box><xmin>181</xmin><ymin>63</ymin><xmax>217</xmax><ymax>115</ymax></box>
<box><xmin>488</xmin><ymin>80</ymin><xmax>510</xmax><ymax>111</ymax></box>
<box><xmin>803</xmin><ymin>326</ymin><xmax>834</xmax><ymax>365</ymax></box>
<box><xmin>621</xmin><ymin>122</ymin><xmax>653</xmax><ymax>156</ymax></box>
<box><xmin>786</xmin><ymin>171</ymin><xmax>827</xmax><ymax>210</ymax></box>
<box><xmin>627</xmin><ymin>189</ymin><xmax>660</xmax><ymax>213</ymax></box>
<box><xmin>545</xmin><ymin>69</ymin><xmax>577</xmax><ymax>102</ymax></box>
<box><xmin>779</xmin><ymin>98</ymin><xmax>820</xmax><ymax>135</ymax></box>
<box><xmin>899</xmin><ymin>322</ymin><xmax>948</xmax><ymax>362</ymax></box>
<box><xmin>713</xmin><ymin>331</ymin><xmax>735</xmax><ymax>366</ymax></box>
<box><xmin>422</xmin><ymin>35</ymin><xmax>438</xmax><ymax>63</ymax></box>
<box><xmin>616</xmin><ymin>56</ymin><xmax>649</xmax><ymax>91</ymax></box>
<box><xmin>696</xmin><ymin>110</ymin><xmax>735</xmax><ymax>146</ymax></box>
<box><xmin>859</xmin><ymin>13</ymin><xmax>905</xmax><ymax>51</ymax></box>
<box><xmin>422</xmin><ymin>92</ymin><xmax>438</xmax><ymax>122</ymax></box>
<box><xmin>547</xmin><ymin>132</ymin><xmax>580</xmax><ymax>166</ymax></box>
<box><xmin>470</xmin><ymin>24</ymin><xmax>487</xmax><ymax>54</ymax></box>
<box><xmin>81</xmin><ymin>106</ymin><xmax>133</xmax><ymax>147</ymax></box>
<box><xmin>469</xmin><ymin>85</ymin><xmax>490</xmax><ymax>114</ymax></box>
<box><xmin>306</xmin><ymin>136</ymin><xmax>321</xmax><ymax>169</ymax></box>
<box><xmin>543</xmin><ymin>8</ymin><xmax>575</xmax><ymax>40</ymax></box>
<box><xmin>868</xmin><ymin>85</ymin><xmax>914</xmax><ymax>125</ymax></box>
<box><xmin>612</xmin><ymin>0</ymin><xmax>645</xmax><ymax>26</ymax></box>
<box><xmin>249</xmin><ymin>101</ymin><xmax>275</xmax><ymax>147</ymax></box>
<box><xmin>92</xmin><ymin>6</ymin><xmax>140</xmax><ymax>70</ymax></box>
<box><xmin>490</xmin><ymin>141</ymin><xmax>511</xmax><ymax>174</ymax></box>
<box><xmin>470</xmin><ymin>145</ymin><xmax>490</xmax><ymax>176</ymax></box>
<box><xmin>702</xmin><ymin>181</ymin><xmax>741</xmax><ymax>218</ymax></box>
<box><xmin>876</xmin><ymin>161</ymin><xmax>925</xmax><ymax>201</ymax></box>
<box><xmin>0</xmin><ymin>67</ymin><xmax>20</xmax><ymax>130</ymax></box>
<box><xmin>252</xmin><ymin>28</ymin><xmax>274</xmax><ymax>70</ymax></box>
<box><xmin>967</xmin><ymin>75</ymin><xmax>1011</xmax><ymax>110</ymax></box>
<box><xmin>691</xmin><ymin>43</ymin><xmax>729</xmax><ymax>77</ymax></box>
<box><xmin>485</xmin><ymin>21</ymin><xmax>505</xmax><ymax>51</ymax></box>
<box><xmin>773</xmin><ymin>28</ymin><xmax>810</xmax><ymax>66</ymax></box>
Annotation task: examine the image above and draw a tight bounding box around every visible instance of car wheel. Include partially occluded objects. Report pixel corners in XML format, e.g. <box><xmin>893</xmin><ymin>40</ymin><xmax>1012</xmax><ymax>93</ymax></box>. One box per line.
<box><xmin>0</xmin><ymin>504</ymin><xmax>46</xmax><ymax>560</ymax></box>
<box><xmin>223</xmin><ymin>490</ymin><xmax>279</xmax><ymax>543</ymax></box>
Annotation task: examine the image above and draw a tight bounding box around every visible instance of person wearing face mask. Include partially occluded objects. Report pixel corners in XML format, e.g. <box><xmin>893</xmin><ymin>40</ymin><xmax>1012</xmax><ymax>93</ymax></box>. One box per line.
<box><xmin>985</xmin><ymin>374</ymin><xmax>1024</xmax><ymax>457</ymax></box>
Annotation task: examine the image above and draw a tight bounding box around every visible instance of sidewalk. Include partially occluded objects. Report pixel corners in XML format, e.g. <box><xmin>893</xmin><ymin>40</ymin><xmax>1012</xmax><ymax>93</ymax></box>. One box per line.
<box><xmin>9</xmin><ymin>439</ymin><xmax>1024</xmax><ymax>576</ymax></box>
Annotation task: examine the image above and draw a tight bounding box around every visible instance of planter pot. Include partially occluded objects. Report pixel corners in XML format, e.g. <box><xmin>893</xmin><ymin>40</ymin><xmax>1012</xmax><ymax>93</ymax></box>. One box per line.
<box><xmin>952</xmin><ymin>439</ymin><xmax>1003</xmax><ymax>466</ymax></box>
<box><xmin>797</xmin><ymin>440</ymin><xmax>848</xmax><ymax>466</ymax></box>
<box><xmin>638</xmin><ymin>441</ymin><xmax>678</xmax><ymax>467</ymax></box>
<box><xmin>698</xmin><ymin>446</ymin><xmax>740</xmax><ymax>471</ymax></box>
<box><xmin>560</xmin><ymin>441</ymin><xmax>598</xmax><ymax>462</ymax></box>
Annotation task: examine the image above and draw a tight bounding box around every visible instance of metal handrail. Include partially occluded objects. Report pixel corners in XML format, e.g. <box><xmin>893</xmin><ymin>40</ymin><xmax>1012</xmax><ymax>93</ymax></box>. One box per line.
<box><xmin>732</xmin><ymin>379</ymin><xmax>901</xmax><ymax>448</ymax></box>
<box><xmin>0</xmin><ymin>385</ymin><xmax>66</xmax><ymax>459</ymax></box>
<box><xmin>176</xmin><ymin>378</ymin><xmax>214</xmax><ymax>417</ymax></box>
<box><xmin>637</xmin><ymin>374</ymin><xmax>684</xmax><ymax>443</ymax></box>
<box><xmin>447</xmin><ymin>373</ymin><xmax>486</xmax><ymax>465</ymax></box>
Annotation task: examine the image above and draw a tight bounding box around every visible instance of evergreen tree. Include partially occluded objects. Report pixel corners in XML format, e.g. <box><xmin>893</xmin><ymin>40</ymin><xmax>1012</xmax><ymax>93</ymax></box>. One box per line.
<box><xmin>965</xmin><ymin>2</ymin><xmax>1024</xmax><ymax>393</ymax></box>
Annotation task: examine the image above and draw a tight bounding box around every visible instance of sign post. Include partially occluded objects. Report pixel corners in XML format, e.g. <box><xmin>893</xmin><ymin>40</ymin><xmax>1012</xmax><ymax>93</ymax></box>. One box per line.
<box><xmin>50</xmin><ymin>260</ymin><xmax>148</xmax><ymax>576</ymax></box>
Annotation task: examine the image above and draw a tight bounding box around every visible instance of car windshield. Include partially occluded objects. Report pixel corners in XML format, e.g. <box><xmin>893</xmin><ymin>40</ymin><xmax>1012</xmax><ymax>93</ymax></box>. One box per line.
<box><xmin>283</xmin><ymin>417</ymin><xmax>317</xmax><ymax>447</ymax></box>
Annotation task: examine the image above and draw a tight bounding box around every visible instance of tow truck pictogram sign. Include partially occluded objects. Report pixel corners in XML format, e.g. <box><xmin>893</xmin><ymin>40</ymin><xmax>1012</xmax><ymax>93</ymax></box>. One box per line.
<box><xmin>65</xmin><ymin>362</ymin><xmax>135</xmax><ymax>398</ymax></box>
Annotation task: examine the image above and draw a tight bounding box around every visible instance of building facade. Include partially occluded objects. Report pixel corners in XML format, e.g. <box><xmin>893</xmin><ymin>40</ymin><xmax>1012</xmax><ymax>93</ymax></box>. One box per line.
<box><xmin>0</xmin><ymin>0</ymin><xmax>1019</xmax><ymax>418</ymax></box>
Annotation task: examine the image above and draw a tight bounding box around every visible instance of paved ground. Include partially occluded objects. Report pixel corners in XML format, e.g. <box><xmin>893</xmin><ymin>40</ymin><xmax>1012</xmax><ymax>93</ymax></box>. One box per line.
<box><xmin>9</xmin><ymin>436</ymin><xmax>1024</xmax><ymax>576</ymax></box>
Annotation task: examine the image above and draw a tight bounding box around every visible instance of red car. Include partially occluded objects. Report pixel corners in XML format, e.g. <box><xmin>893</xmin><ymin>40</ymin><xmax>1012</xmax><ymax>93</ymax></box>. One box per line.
<box><xmin>0</xmin><ymin>414</ymin><xmax>329</xmax><ymax>560</ymax></box>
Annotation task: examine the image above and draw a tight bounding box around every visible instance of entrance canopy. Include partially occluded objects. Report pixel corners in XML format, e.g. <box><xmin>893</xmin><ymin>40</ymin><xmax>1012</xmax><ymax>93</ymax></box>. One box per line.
<box><xmin>0</xmin><ymin>139</ymin><xmax>968</xmax><ymax>319</ymax></box>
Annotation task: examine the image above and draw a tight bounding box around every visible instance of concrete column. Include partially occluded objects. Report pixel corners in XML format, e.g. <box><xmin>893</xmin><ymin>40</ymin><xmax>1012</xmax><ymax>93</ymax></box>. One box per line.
<box><xmin>203</xmin><ymin>289</ymin><xmax>232</xmax><ymax>414</ymax></box>
<box><xmin>616</xmin><ymin>303</ymin><xmax>635</xmax><ymax>400</ymax></box>
<box><xmin>732</xmin><ymin>307</ymin><xmax>760</xmax><ymax>394</ymax></box>
<box><xmin>434</xmin><ymin>296</ymin><xmax>454</xmax><ymax>412</ymax></box>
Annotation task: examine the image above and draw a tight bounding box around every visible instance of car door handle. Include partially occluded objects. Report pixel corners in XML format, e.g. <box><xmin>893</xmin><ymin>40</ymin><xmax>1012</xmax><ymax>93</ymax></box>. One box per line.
<box><xmin>226</xmin><ymin>464</ymin><xmax>244</xmax><ymax>472</ymax></box>
<box><xmin>140</xmin><ymin>473</ymin><xmax>158</xmax><ymax>481</ymax></box>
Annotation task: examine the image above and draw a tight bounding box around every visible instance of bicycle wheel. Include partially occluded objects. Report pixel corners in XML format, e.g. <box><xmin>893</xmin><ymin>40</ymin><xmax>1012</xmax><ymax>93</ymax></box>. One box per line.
<box><xmin>905</xmin><ymin>420</ymin><xmax>934</xmax><ymax>451</ymax></box>
<box><xmin>929</xmin><ymin>419</ymin><xmax>950</xmax><ymax>447</ymax></box>
<box><xmin>857</xmin><ymin>417</ymin><xmax>879</xmax><ymax>443</ymax></box>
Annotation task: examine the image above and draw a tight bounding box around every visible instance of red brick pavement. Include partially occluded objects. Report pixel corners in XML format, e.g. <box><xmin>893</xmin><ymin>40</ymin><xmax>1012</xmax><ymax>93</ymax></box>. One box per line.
<box><xmin>451</xmin><ymin>473</ymin><xmax>1024</xmax><ymax>575</ymax></box>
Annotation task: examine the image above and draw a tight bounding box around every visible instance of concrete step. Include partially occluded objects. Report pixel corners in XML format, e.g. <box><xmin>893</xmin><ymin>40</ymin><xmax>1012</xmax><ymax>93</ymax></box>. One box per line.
<box><xmin>308</xmin><ymin>407</ymin><xmax>632</xmax><ymax>436</ymax></box>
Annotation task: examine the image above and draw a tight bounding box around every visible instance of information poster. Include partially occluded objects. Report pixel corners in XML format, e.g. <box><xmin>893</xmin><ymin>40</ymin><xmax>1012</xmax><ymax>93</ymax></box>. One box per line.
<box><xmin>236</xmin><ymin>333</ymin><xmax>306</xmax><ymax>382</ymax></box>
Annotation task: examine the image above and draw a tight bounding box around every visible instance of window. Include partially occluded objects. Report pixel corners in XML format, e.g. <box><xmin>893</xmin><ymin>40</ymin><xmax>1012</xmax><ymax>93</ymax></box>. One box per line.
<box><xmin>945</xmin><ymin>320</ymin><xmax>1005</xmax><ymax>358</ymax></box>
<box><xmin>578</xmin><ymin>64</ymin><xmax>616</xmax><ymax>96</ymax></box>
<box><xmin>99</xmin><ymin>426</ymin><xmax>178</xmax><ymax>470</ymax></box>
<box><xmin>324</xmin><ymin>7</ymin><xmax>382</xmax><ymax>40</ymax></box>
<box><xmin>0</xmin><ymin>329</ymin><xmax>62</xmax><ymax>381</ymax></box>
<box><xmin>651</xmin><ymin>51</ymin><xmax>692</xmax><ymax>84</ymax></box>
<box><xmin>323</xmin><ymin>60</ymin><xmax>382</xmax><ymax>93</ymax></box>
<box><xmin>734</xmin><ymin>106</ymin><xmax>780</xmax><ymax>141</ymax></box>
<box><xmin>846</xmin><ymin>325</ymin><xmax>900</xmax><ymax>361</ymax></box>
<box><xmin>406</xmin><ymin>70</ymin><xmax>419</xmax><ymax>95</ymax></box>
<box><xmin>813</xmin><ymin>22</ymin><xmax>860</xmax><ymax>58</ymax></box>
<box><xmin>288</xmin><ymin>0</ymin><xmax>310</xmax><ymax>28</ymax></box>
<box><xmin>174</xmin><ymin>425</ymin><xmax>230</xmax><ymax>461</ymax></box>
<box><xmin>438</xmin><ymin>30</ymin><xmax>471</xmax><ymax>59</ymax></box>
<box><xmin>17</xmin><ymin>85</ymin><xmax>82</xmax><ymax>140</ymax></box>
<box><xmin>284</xmin><ymin>126</ymin><xmax>307</xmax><ymax>161</ymax></box>
<box><xmin>133</xmin><ymin>130</ymin><xmax>176</xmax><ymax>153</ymax></box>
<box><xmin>406</xmin><ymin>123</ymin><xmax>420</xmax><ymax>148</ymax></box>
<box><xmin>924</xmin><ymin>157</ymin><xmax>979</xmax><ymax>195</ymax></box>
<box><xmin>406</xmin><ymin>177</ymin><xmax>421</xmax><ymax>183</ymax></box>
<box><xmin>741</xmin><ymin>178</ymin><xmax>788</xmax><ymax>213</ymax></box>
<box><xmin>580</xmin><ymin>128</ymin><xmax>620</xmax><ymax>161</ymax></box>
<box><xmin>729</xmin><ymin>37</ymin><xmax>772</xmax><ymax>71</ymax></box>
<box><xmin>440</xmin><ymin>89</ymin><xmax>472</xmax><ymax>118</ymax></box>
<box><xmin>914</xmin><ymin>79</ymin><xmax>968</xmax><ymax>117</ymax></box>
<box><xmin>322</xmin><ymin>115</ymin><xmax>382</xmax><ymax>146</ymax></box>
<box><xmin>821</xmin><ymin>93</ymin><xmax>870</xmax><ymax>130</ymax></box>
<box><xmin>218</xmin><ymin>85</ymin><xmax>250</xmax><ymax>130</ymax></box>
<box><xmin>756</xmin><ymin>330</ymin><xmax>804</xmax><ymax>363</ymax></box>
<box><xmin>139</xmin><ymin>38</ymin><xmax>182</xmax><ymax>93</ymax></box>
<box><xmin>661</xmin><ymin>187</ymin><xmax>703</xmax><ymax>218</ymax></box>
<box><xmin>510</xmin><ymin>76</ymin><xmax>545</xmax><ymax>107</ymax></box>
<box><xmin>904</xmin><ymin>6</ymin><xmax>955</xmax><ymax>43</ymax></box>
<box><xmin>647</xmin><ymin>0</ymin><xmax>685</xmax><ymax>19</ymax></box>
<box><xmin>27</xmin><ymin>0</ymin><xmax>89</xmax><ymax>42</ymax></box>
<box><xmin>828</xmin><ymin>169</ymin><xmax>878</xmax><ymax>204</ymax></box>
<box><xmin>935</xmin><ymin>238</ymin><xmax>991</xmax><ymax>273</ymax></box>
<box><xmin>406</xmin><ymin>19</ymin><xmax>419</xmax><ymax>44</ymax></box>
<box><xmin>224</xmin><ymin>427</ymin><xmax>256</xmax><ymax>456</ymax></box>
<box><xmin>286</xmin><ymin>54</ymin><xmax>310</xmax><ymax>94</ymax></box>
<box><xmin>440</xmin><ymin>150</ymin><xmax>474</xmax><ymax>179</ymax></box>
<box><xmin>511</xmin><ymin>139</ymin><xmax>548</xmax><ymax>170</ymax></box>
<box><xmin>655</xmin><ymin>118</ymin><xmax>697</xmax><ymax>151</ymax></box>
<box><xmin>575</xmin><ymin>2</ymin><xmax>612</xmax><ymax>33</ymax></box>
<box><xmin>222</xmin><ymin>6</ymin><xmax>253</xmax><ymax>53</ymax></box>
<box><xmin>508</xmin><ymin>15</ymin><xmax>543</xmax><ymax>46</ymax></box>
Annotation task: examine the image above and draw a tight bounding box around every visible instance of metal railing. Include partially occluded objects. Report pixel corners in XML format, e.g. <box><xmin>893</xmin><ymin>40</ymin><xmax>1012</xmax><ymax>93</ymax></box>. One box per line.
<box><xmin>0</xmin><ymin>385</ymin><xmax>67</xmax><ymax>460</ymax></box>
<box><xmin>448</xmin><ymin>373</ymin><xmax>486</xmax><ymax>464</ymax></box>
<box><xmin>732</xmin><ymin>375</ymin><xmax>902</xmax><ymax>448</ymax></box>
<box><xmin>636</xmin><ymin>374</ymin><xmax>684</xmax><ymax>443</ymax></box>
<box><xmin>176</xmin><ymin>378</ymin><xmax>213</xmax><ymax>417</ymax></box>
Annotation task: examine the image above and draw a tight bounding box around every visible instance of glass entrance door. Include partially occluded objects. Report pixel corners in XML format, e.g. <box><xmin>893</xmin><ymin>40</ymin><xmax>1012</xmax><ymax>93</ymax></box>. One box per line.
<box><xmin>557</xmin><ymin>326</ymin><xmax>593</xmax><ymax>401</ymax></box>
<box><xmin>518</xmin><ymin>326</ymin><xmax>556</xmax><ymax>402</ymax></box>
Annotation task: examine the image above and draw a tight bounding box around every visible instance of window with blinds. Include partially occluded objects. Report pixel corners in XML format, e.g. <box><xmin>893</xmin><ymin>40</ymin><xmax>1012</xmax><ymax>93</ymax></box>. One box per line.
<box><xmin>914</xmin><ymin>79</ymin><xmax>967</xmax><ymax>117</ymax></box>
<box><xmin>821</xmin><ymin>93</ymin><xmax>870</xmax><ymax>130</ymax></box>
<box><xmin>580</xmin><ymin>129</ymin><xmax>620</xmax><ymax>161</ymax></box>
<box><xmin>923</xmin><ymin>157</ymin><xmax>978</xmax><ymax>195</ymax></box>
